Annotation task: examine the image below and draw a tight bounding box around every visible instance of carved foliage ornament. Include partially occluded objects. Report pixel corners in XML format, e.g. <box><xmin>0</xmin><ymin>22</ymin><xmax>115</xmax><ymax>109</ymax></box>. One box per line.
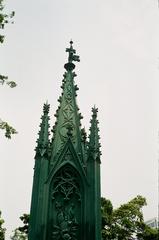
<box><xmin>52</xmin><ymin>201</ymin><xmax>79</xmax><ymax>240</ymax></box>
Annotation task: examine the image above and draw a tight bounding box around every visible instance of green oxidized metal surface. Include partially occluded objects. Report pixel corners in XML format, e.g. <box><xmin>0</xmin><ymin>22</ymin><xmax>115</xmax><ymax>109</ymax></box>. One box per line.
<box><xmin>28</xmin><ymin>41</ymin><xmax>102</xmax><ymax>240</ymax></box>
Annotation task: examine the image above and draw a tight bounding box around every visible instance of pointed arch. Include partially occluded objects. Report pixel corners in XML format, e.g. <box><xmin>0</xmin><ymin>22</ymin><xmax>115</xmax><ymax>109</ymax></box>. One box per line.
<box><xmin>47</xmin><ymin>138</ymin><xmax>88</xmax><ymax>187</ymax></box>
<box><xmin>47</xmin><ymin>163</ymin><xmax>84</xmax><ymax>240</ymax></box>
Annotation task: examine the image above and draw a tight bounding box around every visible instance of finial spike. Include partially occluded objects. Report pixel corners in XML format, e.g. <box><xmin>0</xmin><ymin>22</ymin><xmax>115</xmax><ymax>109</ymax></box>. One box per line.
<box><xmin>70</xmin><ymin>39</ymin><xmax>73</xmax><ymax>46</ymax></box>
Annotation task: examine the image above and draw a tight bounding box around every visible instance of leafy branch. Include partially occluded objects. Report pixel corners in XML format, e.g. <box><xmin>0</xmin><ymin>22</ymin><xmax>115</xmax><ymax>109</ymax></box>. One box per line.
<box><xmin>0</xmin><ymin>210</ymin><xmax>6</xmax><ymax>240</ymax></box>
<box><xmin>0</xmin><ymin>74</ymin><xmax>17</xmax><ymax>88</ymax></box>
<box><xmin>0</xmin><ymin>119</ymin><xmax>17</xmax><ymax>139</ymax></box>
<box><xmin>0</xmin><ymin>0</ymin><xmax>15</xmax><ymax>44</ymax></box>
<box><xmin>0</xmin><ymin>0</ymin><xmax>17</xmax><ymax>139</ymax></box>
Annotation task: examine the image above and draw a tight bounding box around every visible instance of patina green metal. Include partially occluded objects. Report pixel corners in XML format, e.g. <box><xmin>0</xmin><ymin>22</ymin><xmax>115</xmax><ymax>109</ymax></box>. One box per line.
<box><xmin>28</xmin><ymin>41</ymin><xmax>102</xmax><ymax>240</ymax></box>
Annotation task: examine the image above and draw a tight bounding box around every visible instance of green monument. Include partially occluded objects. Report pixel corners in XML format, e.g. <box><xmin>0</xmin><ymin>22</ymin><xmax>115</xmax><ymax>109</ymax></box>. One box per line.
<box><xmin>28</xmin><ymin>41</ymin><xmax>102</xmax><ymax>240</ymax></box>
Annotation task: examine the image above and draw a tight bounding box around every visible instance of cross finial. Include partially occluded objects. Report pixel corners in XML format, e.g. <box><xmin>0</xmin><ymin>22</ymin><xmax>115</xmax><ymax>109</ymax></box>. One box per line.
<box><xmin>66</xmin><ymin>40</ymin><xmax>80</xmax><ymax>64</ymax></box>
<box><xmin>64</xmin><ymin>41</ymin><xmax>80</xmax><ymax>71</ymax></box>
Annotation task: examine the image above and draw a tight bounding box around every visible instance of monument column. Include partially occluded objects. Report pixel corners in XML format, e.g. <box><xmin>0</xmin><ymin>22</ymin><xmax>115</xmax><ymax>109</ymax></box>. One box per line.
<box><xmin>28</xmin><ymin>42</ymin><xmax>102</xmax><ymax>240</ymax></box>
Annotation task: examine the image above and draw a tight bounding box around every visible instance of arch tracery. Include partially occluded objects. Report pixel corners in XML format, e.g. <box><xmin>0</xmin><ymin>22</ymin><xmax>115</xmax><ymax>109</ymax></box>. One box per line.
<box><xmin>50</xmin><ymin>164</ymin><xmax>82</xmax><ymax>240</ymax></box>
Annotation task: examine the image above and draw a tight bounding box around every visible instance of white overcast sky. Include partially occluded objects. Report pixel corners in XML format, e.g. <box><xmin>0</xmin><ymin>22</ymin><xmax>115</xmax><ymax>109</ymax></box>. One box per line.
<box><xmin>0</xmin><ymin>0</ymin><xmax>159</xmax><ymax>238</ymax></box>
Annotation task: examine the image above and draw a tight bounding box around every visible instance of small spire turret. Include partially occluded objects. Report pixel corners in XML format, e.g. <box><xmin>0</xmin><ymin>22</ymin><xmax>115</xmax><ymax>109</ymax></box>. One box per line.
<box><xmin>36</xmin><ymin>102</ymin><xmax>50</xmax><ymax>157</ymax></box>
<box><xmin>88</xmin><ymin>106</ymin><xmax>101</xmax><ymax>162</ymax></box>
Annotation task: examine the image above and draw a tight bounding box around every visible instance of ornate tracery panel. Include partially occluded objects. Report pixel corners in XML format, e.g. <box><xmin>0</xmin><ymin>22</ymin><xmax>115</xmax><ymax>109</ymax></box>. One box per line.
<box><xmin>49</xmin><ymin>165</ymin><xmax>82</xmax><ymax>240</ymax></box>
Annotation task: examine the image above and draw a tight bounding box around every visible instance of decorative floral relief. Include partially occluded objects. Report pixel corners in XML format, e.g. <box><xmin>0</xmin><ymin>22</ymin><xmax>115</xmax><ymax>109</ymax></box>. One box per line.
<box><xmin>63</xmin><ymin>103</ymin><xmax>74</xmax><ymax>122</ymax></box>
<box><xmin>58</xmin><ymin>122</ymin><xmax>75</xmax><ymax>150</ymax></box>
<box><xmin>64</xmin><ymin>150</ymin><xmax>73</xmax><ymax>162</ymax></box>
<box><xmin>52</xmin><ymin>201</ymin><xmax>79</xmax><ymax>240</ymax></box>
<box><xmin>65</xmin><ymin>83</ymin><xmax>73</xmax><ymax>100</ymax></box>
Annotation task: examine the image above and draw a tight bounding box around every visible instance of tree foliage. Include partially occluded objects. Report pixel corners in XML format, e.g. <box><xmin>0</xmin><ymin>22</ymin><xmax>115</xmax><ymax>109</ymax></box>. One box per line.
<box><xmin>10</xmin><ymin>214</ymin><xmax>29</xmax><ymax>240</ymax></box>
<box><xmin>10</xmin><ymin>229</ymin><xmax>27</xmax><ymax>240</ymax></box>
<box><xmin>0</xmin><ymin>0</ymin><xmax>14</xmax><ymax>43</ymax></box>
<box><xmin>18</xmin><ymin>214</ymin><xmax>29</xmax><ymax>234</ymax></box>
<box><xmin>0</xmin><ymin>119</ymin><xmax>17</xmax><ymax>138</ymax></box>
<box><xmin>137</xmin><ymin>225</ymin><xmax>159</xmax><ymax>240</ymax></box>
<box><xmin>101</xmin><ymin>195</ymin><xmax>158</xmax><ymax>240</ymax></box>
<box><xmin>0</xmin><ymin>0</ymin><xmax>17</xmax><ymax>138</ymax></box>
<box><xmin>0</xmin><ymin>211</ymin><xmax>5</xmax><ymax>240</ymax></box>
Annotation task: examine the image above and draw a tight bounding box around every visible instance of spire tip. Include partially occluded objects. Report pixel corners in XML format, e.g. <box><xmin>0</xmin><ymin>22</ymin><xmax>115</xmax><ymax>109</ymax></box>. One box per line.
<box><xmin>43</xmin><ymin>102</ymin><xmax>50</xmax><ymax>114</ymax></box>
<box><xmin>70</xmin><ymin>40</ymin><xmax>73</xmax><ymax>46</ymax></box>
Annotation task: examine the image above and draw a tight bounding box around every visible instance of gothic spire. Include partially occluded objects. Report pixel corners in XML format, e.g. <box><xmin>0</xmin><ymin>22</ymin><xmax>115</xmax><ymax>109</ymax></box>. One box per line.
<box><xmin>36</xmin><ymin>102</ymin><xmax>50</xmax><ymax>157</ymax></box>
<box><xmin>51</xmin><ymin>41</ymin><xmax>83</xmax><ymax>161</ymax></box>
<box><xmin>88</xmin><ymin>107</ymin><xmax>101</xmax><ymax>162</ymax></box>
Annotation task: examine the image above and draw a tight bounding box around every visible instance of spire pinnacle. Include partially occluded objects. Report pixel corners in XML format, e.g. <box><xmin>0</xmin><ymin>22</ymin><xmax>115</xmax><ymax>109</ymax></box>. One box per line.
<box><xmin>88</xmin><ymin>107</ymin><xmax>101</xmax><ymax>162</ymax></box>
<box><xmin>92</xmin><ymin>106</ymin><xmax>98</xmax><ymax>118</ymax></box>
<box><xmin>43</xmin><ymin>102</ymin><xmax>50</xmax><ymax>115</ymax></box>
<box><xmin>64</xmin><ymin>41</ymin><xmax>80</xmax><ymax>71</ymax></box>
<box><xmin>36</xmin><ymin>103</ymin><xmax>50</xmax><ymax>156</ymax></box>
<box><xmin>51</xmin><ymin>43</ymin><xmax>83</xmax><ymax>161</ymax></box>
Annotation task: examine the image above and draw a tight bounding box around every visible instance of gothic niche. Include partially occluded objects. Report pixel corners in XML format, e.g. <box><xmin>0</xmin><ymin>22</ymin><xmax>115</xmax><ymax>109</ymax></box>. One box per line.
<box><xmin>51</xmin><ymin>165</ymin><xmax>82</xmax><ymax>240</ymax></box>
